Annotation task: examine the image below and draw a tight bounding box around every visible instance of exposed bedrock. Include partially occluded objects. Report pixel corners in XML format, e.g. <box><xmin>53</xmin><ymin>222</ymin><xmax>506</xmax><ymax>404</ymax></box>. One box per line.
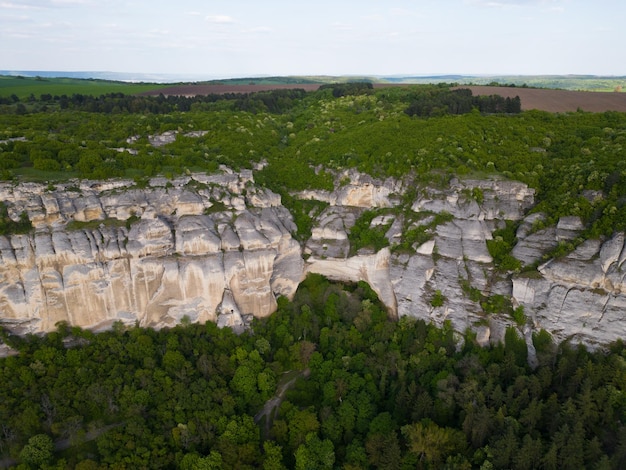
<box><xmin>0</xmin><ymin>173</ymin><xmax>302</xmax><ymax>334</ymax></box>
<box><xmin>0</xmin><ymin>170</ymin><xmax>624</xmax><ymax>351</ymax></box>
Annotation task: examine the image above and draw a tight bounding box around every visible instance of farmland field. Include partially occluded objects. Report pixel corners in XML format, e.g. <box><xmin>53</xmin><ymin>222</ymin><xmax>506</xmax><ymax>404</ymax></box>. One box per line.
<box><xmin>460</xmin><ymin>85</ymin><xmax>626</xmax><ymax>113</ymax></box>
<box><xmin>0</xmin><ymin>75</ymin><xmax>167</xmax><ymax>99</ymax></box>
<box><xmin>3</xmin><ymin>75</ymin><xmax>626</xmax><ymax>114</ymax></box>
<box><xmin>141</xmin><ymin>82</ymin><xmax>626</xmax><ymax>113</ymax></box>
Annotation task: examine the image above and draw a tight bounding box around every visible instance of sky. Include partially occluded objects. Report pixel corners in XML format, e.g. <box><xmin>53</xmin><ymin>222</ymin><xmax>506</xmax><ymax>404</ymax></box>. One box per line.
<box><xmin>1</xmin><ymin>0</ymin><xmax>624</xmax><ymax>79</ymax></box>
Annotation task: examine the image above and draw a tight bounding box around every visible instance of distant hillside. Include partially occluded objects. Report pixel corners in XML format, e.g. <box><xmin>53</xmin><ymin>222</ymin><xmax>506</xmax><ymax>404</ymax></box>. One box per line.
<box><xmin>0</xmin><ymin>70</ymin><xmax>216</xmax><ymax>83</ymax></box>
<box><xmin>379</xmin><ymin>74</ymin><xmax>626</xmax><ymax>92</ymax></box>
<box><xmin>163</xmin><ymin>74</ymin><xmax>626</xmax><ymax>92</ymax></box>
<box><xmin>3</xmin><ymin>71</ymin><xmax>626</xmax><ymax>92</ymax></box>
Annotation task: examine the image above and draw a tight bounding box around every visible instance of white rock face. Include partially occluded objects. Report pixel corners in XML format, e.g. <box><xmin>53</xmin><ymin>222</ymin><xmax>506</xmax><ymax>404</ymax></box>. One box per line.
<box><xmin>305</xmin><ymin>206</ymin><xmax>357</xmax><ymax>259</ymax></box>
<box><xmin>411</xmin><ymin>179</ymin><xmax>535</xmax><ymax>221</ymax></box>
<box><xmin>297</xmin><ymin>170</ymin><xmax>402</xmax><ymax>208</ymax></box>
<box><xmin>300</xmin><ymin>174</ymin><xmax>626</xmax><ymax>349</ymax></box>
<box><xmin>512</xmin><ymin>232</ymin><xmax>626</xmax><ymax>347</ymax></box>
<box><xmin>0</xmin><ymin>173</ymin><xmax>302</xmax><ymax>334</ymax></box>
<box><xmin>306</xmin><ymin>248</ymin><xmax>397</xmax><ymax>318</ymax></box>
<box><xmin>434</xmin><ymin>220</ymin><xmax>494</xmax><ymax>263</ymax></box>
<box><xmin>2</xmin><ymin>169</ymin><xmax>626</xmax><ymax>352</ymax></box>
<box><xmin>301</xmin><ymin>175</ymin><xmax>536</xmax><ymax>347</ymax></box>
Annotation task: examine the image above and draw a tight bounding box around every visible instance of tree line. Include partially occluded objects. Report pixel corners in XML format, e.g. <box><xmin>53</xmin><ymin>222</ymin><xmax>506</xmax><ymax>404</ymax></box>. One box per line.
<box><xmin>0</xmin><ymin>89</ymin><xmax>309</xmax><ymax>115</ymax></box>
<box><xmin>405</xmin><ymin>88</ymin><xmax>521</xmax><ymax>117</ymax></box>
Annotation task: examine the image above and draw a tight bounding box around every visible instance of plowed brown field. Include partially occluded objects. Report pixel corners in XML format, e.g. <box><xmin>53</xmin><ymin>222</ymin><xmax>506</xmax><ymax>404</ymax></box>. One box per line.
<box><xmin>458</xmin><ymin>86</ymin><xmax>626</xmax><ymax>112</ymax></box>
<box><xmin>144</xmin><ymin>83</ymin><xmax>626</xmax><ymax>113</ymax></box>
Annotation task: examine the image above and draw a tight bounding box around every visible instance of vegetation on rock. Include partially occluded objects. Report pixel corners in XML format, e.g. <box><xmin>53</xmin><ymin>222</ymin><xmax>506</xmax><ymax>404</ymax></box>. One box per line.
<box><xmin>0</xmin><ymin>202</ymin><xmax>32</xmax><ymax>235</ymax></box>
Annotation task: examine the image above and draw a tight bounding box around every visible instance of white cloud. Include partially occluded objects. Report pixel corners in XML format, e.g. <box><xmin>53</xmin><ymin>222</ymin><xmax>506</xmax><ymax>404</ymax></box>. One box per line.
<box><xmin>50</xmin><ymin>0</ymin><xmax>92</xmax><ymax>5</ymax></box>
<box><xmin>0</xmin><ymin>12</ymin><xmax>30</xmax><ymax>21</ymax></box>
<box><xmin>390</xmin><ymin>7</ymin><xmax>420</xmax><ymax>17</ymax></box>
<box><xmin>465</xmin><ymin>0</ymin><xmax>519</xmax><ymax>7</ymax></box>
<box><xmin>465</xmin><ymin>0</ymin><xmax>565</xmax><ymax>7</ymax></box>
<box><xmin>0</xmin><ymin>2</ymin><xmax>38</xmax><ymax>9</ymax></box>
<box><xmin>2</xmin><ymin>30</ymin><xmax>36</xmax><ymax>38</ymax></box>
<box><xmin>331</xmin><ymin>22</ymin><xmax>353</xmax><ymax>31</ymax></box>
<box><xmin>247</xmin><ymin>26</ymin><xmax>272</xmax><ymax>33</ymax></box>
<box><xmin>1</xmin><ymin>0</ymin><xmax>91</xmax><ymax>8</ymax></box>
<box><xmin>361</xmin><ymin>14</ymin><xmax>384</xmax><ymax>21</ymax></box>
<box><xmin>205</xmin><ymin>15</ymin><xmax>235</xmax><ymax>24</ymax></box>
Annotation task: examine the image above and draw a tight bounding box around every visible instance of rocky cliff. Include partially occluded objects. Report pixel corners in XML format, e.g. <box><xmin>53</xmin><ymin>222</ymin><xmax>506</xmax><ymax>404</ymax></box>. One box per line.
<box><xmin>299</xmin><ymin>171</ymin><xmax>624</xmax><ymax>350</ymax></box>
<box><xmin>1</xmin><ymin>169</ymin><xmax>624</xmax><ymax>350</ymax></box>
<box><xmin>301</xmin><ymin>173</ymin><xmax>534</xmax><ymax>348</ymax></box>
<box><xmin>0</xmin><ymin>171</ymin><xmax>302</xmax><ymax>334</ymax></box>
<box><xmin>513</xmin><ymin>233</ymin><xmax>626</xmax><ymax>347</ymax></box>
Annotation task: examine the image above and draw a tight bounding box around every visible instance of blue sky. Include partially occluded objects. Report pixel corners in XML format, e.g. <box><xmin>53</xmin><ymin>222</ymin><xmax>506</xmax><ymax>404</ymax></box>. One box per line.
<box><xmin>1</xmin><ymin>0</ymin><xmax>623</xmax><ymax>78</ymax></box>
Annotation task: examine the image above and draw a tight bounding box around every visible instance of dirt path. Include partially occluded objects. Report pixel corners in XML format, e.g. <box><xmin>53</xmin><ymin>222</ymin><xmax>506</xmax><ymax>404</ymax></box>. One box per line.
<box><xmin>254</xmin><ymin>368</ymin><xmax>310</xmax><ymax>438</ymax></box>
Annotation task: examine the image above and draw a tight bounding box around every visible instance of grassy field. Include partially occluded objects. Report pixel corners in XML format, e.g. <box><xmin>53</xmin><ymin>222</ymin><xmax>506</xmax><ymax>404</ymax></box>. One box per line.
<box><xmin>0</xmin><ymin>75</ymin><xmax>168</xmax><ymax>99</ymax></box>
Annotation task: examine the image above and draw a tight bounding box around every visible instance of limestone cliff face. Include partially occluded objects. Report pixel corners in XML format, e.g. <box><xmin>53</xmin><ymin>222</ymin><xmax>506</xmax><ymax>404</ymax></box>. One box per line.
<box><xmin>302</xmin><ymin>176</ymin><xmax>536</xmax><ymax>347</ymax></box>
<box><xmin>306</xmin><ymin>248</ymin><xmax>397</xmax><ymax>318</ymax></box>
<box><xmin>1</xmin><ymin>169</ymin><xmax>625</xmax><ymax>351</ymax></box>
<box><xmin>512</xmin><ymin>233</ymin><xmax>626</xmax><ymax>347</ymax></box>
<box><xmin>301</xmin><ymin>174</ymin><xmax>626</xmax><ymax>349</ymax></box>
<box><xmin>0</xmin><ymin>172</ymin><xmax>302</xmax><ymax>334</ymax></box>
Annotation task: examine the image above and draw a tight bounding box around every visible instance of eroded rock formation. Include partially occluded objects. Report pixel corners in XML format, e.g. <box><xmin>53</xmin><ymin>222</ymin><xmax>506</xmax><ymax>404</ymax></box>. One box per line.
<box><xmin>302</xmin><ymin>176</ymin><xmax>537</xmax><ymax>348</ymax></box>
<box><xmin>0</xmin><ymin>172</ymin><xmax>302</xmax><ymax>333</ymax></box>
<box><xmin>1</xmin><ymin>169</ymin><xmax>625</xmax><ymax>351</ymax></box>
<box><xmin>513</xmin><ymin>233</ymin><xmax>626</xmax><ymax>346</ymax></box>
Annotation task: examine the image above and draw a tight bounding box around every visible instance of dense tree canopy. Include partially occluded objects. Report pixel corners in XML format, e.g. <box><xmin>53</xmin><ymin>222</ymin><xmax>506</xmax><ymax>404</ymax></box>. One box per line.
<box><xmin>0</xmin><ymin>275</ymin><xmax>625</xmax><ymax>468</ymax></box>
<box><xmin>2</xmin><ymin>83</ymin><xmax>625</xmax><ymax>239</ymax></box>
<box><xmin>404</xmin><ymin>88</ymin><xmax>521</xmax><ymax>117</ymax></box>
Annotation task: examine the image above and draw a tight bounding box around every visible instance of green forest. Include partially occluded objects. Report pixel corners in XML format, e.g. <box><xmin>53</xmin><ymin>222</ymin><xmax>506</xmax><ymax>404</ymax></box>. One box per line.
<box><xmin>1</xmin><ymin>275</ymin><xmax>625</xmax><ymax>469</ymax></box>
<box><xmin>2</xmin><ymin>82</ymin><xmax>626</xmax><ymax>468</ymax></box>
<box><xmin>2</xmin><ymin>83</ymin><xmax>626</xmax><ymax>241</ymax></box>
